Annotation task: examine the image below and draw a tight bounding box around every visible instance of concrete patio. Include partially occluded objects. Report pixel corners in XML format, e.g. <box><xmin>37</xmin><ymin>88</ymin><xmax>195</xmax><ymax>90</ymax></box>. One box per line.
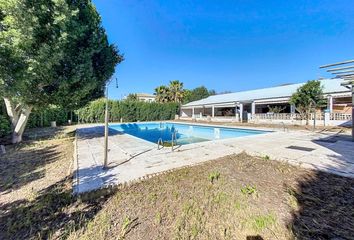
<box><xmin>73</xmin><ymin>123</ymin><xmax>354</xmax><ymax>194</ymax></box>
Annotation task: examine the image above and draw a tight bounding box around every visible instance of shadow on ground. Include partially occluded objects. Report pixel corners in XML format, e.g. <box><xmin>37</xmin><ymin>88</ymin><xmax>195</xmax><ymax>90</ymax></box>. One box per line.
<box><xmin>312</xmin><ymin>133</ymin><xmax>354</xmax><ymax>176</ymax></box>
<box><xmin>0</xmin><ymin>144</ymin><xmax>60</xmax><ymax>192</ymax></box>
<box><xmin>0</xmin><ymin>175</ymin><xmax>116</xmax><ymax>240</ymax></box>
<box><xmin>0</xmin><ymin>131</ymin><xmax>115</xmax><ymax>240</ymax></box>
<box><xmin>289</xmin><ymin>170</ymin><xmax>354</xmax><ymax>239</ymax></box>
<box><xmin>289</xmin><ymin>132</ymin><xmax>354</xmax><ymax>239</ymax></box>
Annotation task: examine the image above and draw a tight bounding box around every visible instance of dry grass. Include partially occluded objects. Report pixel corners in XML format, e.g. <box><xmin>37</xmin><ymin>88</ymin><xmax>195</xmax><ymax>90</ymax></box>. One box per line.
<box><xmin>1</xmin><ymin>127</ymin><xmax>353</xmax><ymax>240</ymax></box>
<box><xmin>68</xmin><ymin>153</ymin><xmax>354</xmax><ymax>240</ymax></box>
<box><xmin>0</xmin><ymin>127</ymin><xmax>112</xmax><ymax>240</ymax></box>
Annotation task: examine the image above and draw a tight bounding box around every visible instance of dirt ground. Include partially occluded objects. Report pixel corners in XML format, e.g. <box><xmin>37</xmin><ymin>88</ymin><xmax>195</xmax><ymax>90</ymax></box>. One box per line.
<box><xmin>1</xmin><ymin>127</ymin><xmax>354</xmax><ymax>240</ymax></box>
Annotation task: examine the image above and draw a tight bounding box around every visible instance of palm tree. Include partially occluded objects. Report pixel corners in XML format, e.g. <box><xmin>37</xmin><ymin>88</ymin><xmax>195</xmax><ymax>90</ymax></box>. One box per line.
<box><xmin>154</xmin><ymin>85</ymin><xmax>170</xmax><ymax>103</ymax></box>
<box><xmin>168</xmin><ymin>80</ymin><xmax>184</xmax><ymax>103</ymax></box>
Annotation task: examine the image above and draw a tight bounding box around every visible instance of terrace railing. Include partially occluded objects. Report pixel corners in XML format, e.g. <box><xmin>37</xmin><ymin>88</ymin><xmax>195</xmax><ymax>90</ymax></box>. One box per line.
<box><xmin>251</xmin><ymin>113</ymin><xmax>301</xmax><ymax>120</ymax></box>
<box><xmin>252</xmin><ymin>112</ymin><xmax>352</xmax><ymax>121</ymax></box>
<box><xmin>330</xmin><ymin>113</ymin><xmax>352</xmax><ymax>121</ymax></box>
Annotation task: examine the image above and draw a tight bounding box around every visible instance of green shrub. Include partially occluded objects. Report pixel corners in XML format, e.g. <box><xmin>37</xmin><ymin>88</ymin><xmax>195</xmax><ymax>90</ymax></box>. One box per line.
<box><xmin>240</xmin><ymin>185</ymin><xmax>257</xmax><ymax>196</ymax></box>
<box><xmin>0</xmin><ymin>98</ymin><xmax>178</xmax><ymax>131</ymax></box>
<box><xmin>27</xmin><ymin>105</ymin><xmax>71</xmax><ymax>128</ymax></box>
<box><xmin>208</xmin><ymin>171</ymin><xmax>220</xmax><ymax>184</ymax></box>
<box><xmin>0</xmin><ymin>115</ymin><xmax>11</xmax><ymax>137</ymax></box>
<box><xmin>76</xmin><ymin>98</ymin><xmax>179</xmax><ymax>123</ymax></box>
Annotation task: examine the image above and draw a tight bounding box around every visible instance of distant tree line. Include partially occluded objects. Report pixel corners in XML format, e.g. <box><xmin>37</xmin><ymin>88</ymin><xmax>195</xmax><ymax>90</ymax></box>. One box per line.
<box><xmin>151</xmin><ymin>80</ymin><xmax>217</xmax><ymax>104</ymax></box>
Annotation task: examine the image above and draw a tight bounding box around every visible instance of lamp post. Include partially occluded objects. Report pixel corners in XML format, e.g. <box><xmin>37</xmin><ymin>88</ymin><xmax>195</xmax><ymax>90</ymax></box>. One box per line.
<box><xmin>103</xmin><ymin>77</ymin><xmax>118</xmax><ymax>169</ymax></box>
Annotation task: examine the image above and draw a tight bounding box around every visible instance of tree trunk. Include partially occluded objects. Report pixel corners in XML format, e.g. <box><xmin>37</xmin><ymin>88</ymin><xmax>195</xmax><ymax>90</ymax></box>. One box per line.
<box><xmin>3</xmin><ymin>98</ymin><xmax>33</xmax><ymax>144</ymax></box>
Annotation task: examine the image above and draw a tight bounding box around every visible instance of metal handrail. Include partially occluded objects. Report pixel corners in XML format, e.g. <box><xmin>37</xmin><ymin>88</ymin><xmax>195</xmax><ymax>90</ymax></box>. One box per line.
<box><xmin>171</xmin><ymin>130</ymin><xmax>178</xmax><ymax>151</ymax></box>
<box><xmin>157</xmin><ymin>138</ymin><xmax>163</xmax><ymax>150</ymax></box>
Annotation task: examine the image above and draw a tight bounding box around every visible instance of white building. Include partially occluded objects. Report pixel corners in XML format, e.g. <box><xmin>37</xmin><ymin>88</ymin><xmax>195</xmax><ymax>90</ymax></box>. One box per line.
<box><xmin>180</xmin><ymin>78</ymin><xmax>352</xmax><ymax>126</ymax></box>
<box><xmin>123</xmin><ymin>93</ymin><xmax>156</xmax><ymax>102</ymax></box>
<box><xmin>136</xmin><ymin>93</ymin><xmax>156</xmax><ymax>102</ymax></box>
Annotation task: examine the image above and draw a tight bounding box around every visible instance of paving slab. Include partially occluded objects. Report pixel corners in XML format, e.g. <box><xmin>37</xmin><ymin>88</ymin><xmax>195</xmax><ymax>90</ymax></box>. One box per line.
<box><xmin>73</xmin><ymin>123</ymin><xmax>354</xmax><ymax>194</ymax></box>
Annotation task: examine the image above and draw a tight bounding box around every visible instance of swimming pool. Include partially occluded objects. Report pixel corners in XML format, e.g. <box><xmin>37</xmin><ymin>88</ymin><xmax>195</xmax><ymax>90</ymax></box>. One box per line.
<box><xmin>109</xmin><ymin>122</ymin><xmax>270</xmax><ymax>145</ymax></box>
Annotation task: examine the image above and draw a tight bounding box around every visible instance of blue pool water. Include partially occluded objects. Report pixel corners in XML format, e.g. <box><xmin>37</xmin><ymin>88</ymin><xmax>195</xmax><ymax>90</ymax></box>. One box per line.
<box><xmin>109</xmin><ymin>122</ymin><xmax>270</xmax><ymax>145</ymax></box>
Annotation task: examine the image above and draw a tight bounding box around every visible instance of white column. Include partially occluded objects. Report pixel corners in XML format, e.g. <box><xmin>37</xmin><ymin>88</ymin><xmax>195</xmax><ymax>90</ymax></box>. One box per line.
<box><xmin>251</xmin><ymin>102</ymin><xmax>256</xmax><ymax>115</ymax></box>
<box><xmin>290</xmin><ymin>104</ymin><xmax>296</xmax><ymax>114</ymax></box>
<box><xmin>328</xmin><ymin>95</ymin><xmax>333</xmax><ymax>113</ymax></box>
<box><xmin>212</xmin><ymin>105</ymin><xmax>215</xmax><ymax>117</ymax></box>
<box><xmin>239</xmin><ymin>103</ymin><xmax>243</xmax><ymax>123</ymax></box>
<box><xmin>192</xmin><ymin>107</ymin><xmax>195</xmax><ymax>118</ymax></box>
<box><xmin>324</xmin><ymin>111</ymin><xmax>330</xmax><ymax>126</ymax></box>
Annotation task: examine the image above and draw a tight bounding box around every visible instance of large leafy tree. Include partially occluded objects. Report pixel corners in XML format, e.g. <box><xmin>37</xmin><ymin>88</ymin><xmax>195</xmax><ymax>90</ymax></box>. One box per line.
<box><xmin>290</xmin><ymin>80</ymin><xmax>326</xmax><ymax>125</ymax></box>
<box><xmin>183</xmin><ymin>86</ymin><xmax>215</xmax><ymax>104</ymax></box>
<box><xmin>0</xmin><ymin>0</ymin><xmax>123</xmax><ymax>143</ymax></box>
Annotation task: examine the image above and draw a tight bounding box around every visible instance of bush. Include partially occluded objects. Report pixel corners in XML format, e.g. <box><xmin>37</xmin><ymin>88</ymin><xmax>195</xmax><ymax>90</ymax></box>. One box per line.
<box><xmin>27</xmin><ymin>105</ymin><xmax>71</xmax><ymax>128</ymax></box>
<box><xmin>0</xmin><ymin>98</ymin><xmax>178</xmax><ymax>131</ymax></box>
<box><xmin>0</xmin><ymin>115</ymin><xmax>11</xmax><ymax>137</ymax></box>
<box><xmin>0</xmin><ymin>101</ymin><xmax>73</xmax><ymax>130</ymax></box>
<box><xmin>76</xmin><ymin>98</ymin><xmax>179</xmax><ymax>123</ymax></box>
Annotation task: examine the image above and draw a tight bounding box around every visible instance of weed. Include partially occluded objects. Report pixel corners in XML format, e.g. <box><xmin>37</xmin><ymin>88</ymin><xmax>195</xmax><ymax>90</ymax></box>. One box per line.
<box><xmin>233</xmin><ymin>200</ymin><xmax>243</xmax><ymax>211</ymax></box>
<box><xmin>263</xmin><ymin>155</ymin><xmax>270</xmax><ymax>160</ymax></box>
<box><xmin>148</xmin><ymin>192</ymin><xmax>158</xmax><ymax>203</ymax></box>
<box><xmin>247</xmin><ymin>213</ymin><xmax>276</xmax><ymax>231</ymax></box>
<box><xmin>212</xmin><ymin>192</ymin><xmax>229</xmax><ymax>204</ymax></box>
<box><xmin>208</xmin><ymin>171</ymin><xmax>220</xmax><ymax>184</ymax></box>
<box><xmin>172</xmin><ymin>190</ymin><xmax>179</xmax><ymax>200</ymax></box>
<box><xmin>118</xmin><ymin>216</ymin><xmax>138</xmax><ymax>239</ymax></box>
<box><xmin>191</xmin><ymin>224</ymin><xmax>199</xmax><ymax>238</ymax></box>
<box><xmin>155</xmin><ymin>212</ymin><xmax>162</xmax><ymax>225</ymax></box>
<box><xmin>240</xmin><ymin>185</ymin><xmax>257</xmax><ymax>196</ymax></box>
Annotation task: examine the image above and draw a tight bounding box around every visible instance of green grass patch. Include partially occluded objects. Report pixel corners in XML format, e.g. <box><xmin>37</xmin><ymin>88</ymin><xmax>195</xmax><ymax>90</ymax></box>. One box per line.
<box><xmin>208</xmin><ymin>171</ymin><xmax>220</xmax><ymax>184</ymax></box>
<box><xmin>247</xmin><ymin>213</ymin><xmax>277</xmax><ymax>231</ymax></box>
<box><xmin>240</xmin><ymin>185</ymin><xmax>257</xmax><ymax>196</ymax></box>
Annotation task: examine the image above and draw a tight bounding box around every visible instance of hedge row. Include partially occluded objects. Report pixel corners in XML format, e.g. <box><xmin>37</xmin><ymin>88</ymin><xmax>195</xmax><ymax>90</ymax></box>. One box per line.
<box><xmin>27</xmin><ymin>106</ymin><xmax>75</xmax><ymax>128</ymax></box>
<box><xmin>76</xmin><ymin>98</ymin><xmax>179</xmax><ymax>123</ymax></box>
<box><xmin>0</xmin><ymin>102</ymin><xmax>74</xmax><ymax>134</ymax></box>
<box><xmin>0</xmin><ymin>99</ymin><xmax>179</xmax><ymax>137</ymax></box>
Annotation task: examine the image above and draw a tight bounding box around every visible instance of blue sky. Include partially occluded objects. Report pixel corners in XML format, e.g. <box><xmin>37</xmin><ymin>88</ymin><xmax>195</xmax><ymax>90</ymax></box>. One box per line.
<box><xmin>92</xmin><ymin>0</ymin><xmax>354</xmax><ymax>99</ymax></box>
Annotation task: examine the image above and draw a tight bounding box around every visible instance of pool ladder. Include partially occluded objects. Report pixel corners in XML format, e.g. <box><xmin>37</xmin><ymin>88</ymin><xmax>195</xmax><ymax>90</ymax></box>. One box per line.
<box><xmin>157</xmin><ymin>138</ymin><xmax>163</xmax><ymax>150</ymax></box>
<box><xmin>157</xmin><ymin>130</ymin><xmax>179</xmax><ymax>151</ymax></box>
<box><xmin>171</xmin><ymin>130</ymin><xmax>178</xmax><ymax>151</ymax></box>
